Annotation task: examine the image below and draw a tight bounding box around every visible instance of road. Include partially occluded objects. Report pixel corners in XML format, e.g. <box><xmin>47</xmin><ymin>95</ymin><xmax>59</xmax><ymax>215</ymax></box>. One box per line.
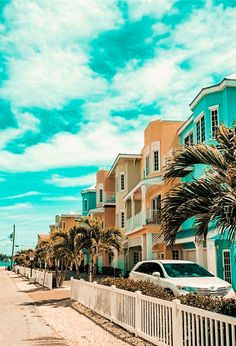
<box><xmin>0</xmin><ymin>268</ymin><xmax>66</xmax><ymax>346</ymax></box>
<box><xmin>0</xmin><ymin>268</ymin><xmax>130</xmax><ymax>346</ymax></box>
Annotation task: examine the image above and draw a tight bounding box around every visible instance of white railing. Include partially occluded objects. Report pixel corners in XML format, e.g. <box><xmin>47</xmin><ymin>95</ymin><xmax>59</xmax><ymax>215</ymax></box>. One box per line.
<box><xmin>15</xmin><ymin>266</ymin><xmax>53</xmax><ymax>289</ymax></box>
<box><xmin>126</xmin><ymin>211</ymin><xmax>142</xmax><ymax>232</ymax></box>
<box><xmin>71</xmin><ymin>279</ymin><xmax>236</xmax><ymax>346</ymax></box>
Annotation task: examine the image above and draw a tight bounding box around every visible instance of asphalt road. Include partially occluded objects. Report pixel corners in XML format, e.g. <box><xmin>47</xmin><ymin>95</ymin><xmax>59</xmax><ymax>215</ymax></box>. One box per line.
<box><xmin>0</xmin><ymin>268</ymin><xmax>65</xmax><ymax>346</ymax></box>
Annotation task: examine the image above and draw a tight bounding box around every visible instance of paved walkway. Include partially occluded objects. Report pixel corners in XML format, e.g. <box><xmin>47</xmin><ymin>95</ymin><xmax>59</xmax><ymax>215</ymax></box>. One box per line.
<box><xmin>0</xmin><ymin>268</ymin><xmax>62</xmax><ymax>346</ymax></box>
<box><xmin>0</xmin><ymin>268</ymin><xmax>130</xmax><ymax>346</ymax></box>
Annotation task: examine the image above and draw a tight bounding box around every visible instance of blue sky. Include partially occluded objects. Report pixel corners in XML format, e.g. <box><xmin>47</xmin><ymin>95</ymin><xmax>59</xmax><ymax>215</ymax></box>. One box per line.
<box><xmin>0</xmin><ymin>0</ymin><xmax>236</xmax><ymax>254</ymax></box>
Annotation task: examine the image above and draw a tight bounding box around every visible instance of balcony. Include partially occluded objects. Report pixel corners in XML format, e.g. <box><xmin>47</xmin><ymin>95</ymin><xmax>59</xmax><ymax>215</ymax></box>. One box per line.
<box><xmin>125</xmin><ymin>209</ymin><xmax>161</xmax><ymax>233</ymax></box>
<box><xmin>103</xmin><ymin>192</ymin><xmax>116</xmax><ymax>206</ymax></box>
<box><xmin>145</xmin><ymin>210</ymin><xmax>161</xmax><ymax>225</ymax></box>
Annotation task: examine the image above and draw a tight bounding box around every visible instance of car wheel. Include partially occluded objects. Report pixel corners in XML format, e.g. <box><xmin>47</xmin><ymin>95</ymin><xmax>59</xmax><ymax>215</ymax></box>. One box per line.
<box><xmin>164</xmin><ymin>288</ymin><xmax>174</xmax><ymax>296</ymax></box>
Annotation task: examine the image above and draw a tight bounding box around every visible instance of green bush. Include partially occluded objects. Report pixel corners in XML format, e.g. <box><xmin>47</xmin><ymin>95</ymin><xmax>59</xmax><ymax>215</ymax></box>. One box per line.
<box><xmin>98</xmin><ymin>277</ymin><xmax>173</xmax><ymax>301</ymax></box>
<box><xmin>98</xmin><ymin>277</ymin><xmax>236</xmax><ymax>317</ymax></box>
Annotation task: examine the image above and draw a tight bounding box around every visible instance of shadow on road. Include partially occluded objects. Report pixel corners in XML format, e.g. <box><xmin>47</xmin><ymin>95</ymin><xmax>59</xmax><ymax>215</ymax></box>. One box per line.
<box><xmin>19</xmin><ymin>298</ymin><xmax>71</xmax><ymax>309</ymax></box>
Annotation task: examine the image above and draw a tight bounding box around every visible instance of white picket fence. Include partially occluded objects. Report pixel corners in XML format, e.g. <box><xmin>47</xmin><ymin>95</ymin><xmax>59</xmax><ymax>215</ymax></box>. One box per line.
<box><xmin>71</xmin><ymin>278</ymin><xmax>236</xmax><ymax>346</ymax></box>
<box><xmin>15</xmin><ymin>265</ymin><xmax>53</xmax><ymax>289</ymax></box>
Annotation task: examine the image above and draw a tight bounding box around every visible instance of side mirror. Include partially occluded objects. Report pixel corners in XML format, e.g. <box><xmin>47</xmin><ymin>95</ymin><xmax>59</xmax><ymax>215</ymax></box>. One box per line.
<box><xmin>152</xmin><ymin>272</ymin><xmax>160</xmax><ymax>279</ymax></box>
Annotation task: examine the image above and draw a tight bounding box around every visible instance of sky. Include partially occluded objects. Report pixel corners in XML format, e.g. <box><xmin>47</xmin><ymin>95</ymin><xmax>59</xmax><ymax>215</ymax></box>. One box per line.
<box><xmin>0</xmin><ymin>0</ymin><xmax>236</xmax><ymax>254</ymax></box>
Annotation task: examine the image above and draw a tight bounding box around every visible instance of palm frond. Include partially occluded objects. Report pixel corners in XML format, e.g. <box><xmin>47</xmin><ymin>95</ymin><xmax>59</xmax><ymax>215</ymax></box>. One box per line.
<box><xmin>164</xmin><ymin>143</ymin><xmax>226</xmax><ymax>180</ymax></box>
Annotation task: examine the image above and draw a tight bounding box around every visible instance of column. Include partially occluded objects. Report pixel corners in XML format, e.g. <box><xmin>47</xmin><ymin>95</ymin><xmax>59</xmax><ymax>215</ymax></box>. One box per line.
<box><xmin>131</xmin><ymin>194</ymin><xmax>135</xmax><ymax>229</ymax></box>
<box><xmin>113</xmin><ymin>249</ymin><xmax>118</xmax><ymax>268</ymax></box>
<box><xmin>142</xmin><ymin>234</ymin><xmax>147</xmax><ymax>260</ymax></box>
<box><xmin>146</xmin><ymin>233</ymin><xmax>153</xmax><ymax>260</ymax></box>
<box><xmin>195</xmin><ymin>241</ymin><xmax>205</xmax><ymax>267</ymax></box>
<box><xmin>141</xmin><ymin>184</ymin><xmax>146</xmax><ymax>225</ymax></box>
<box><xmin>206</xmin><ymin>239</ymin><xmax>217</xmax><ymax>275</ymax></box>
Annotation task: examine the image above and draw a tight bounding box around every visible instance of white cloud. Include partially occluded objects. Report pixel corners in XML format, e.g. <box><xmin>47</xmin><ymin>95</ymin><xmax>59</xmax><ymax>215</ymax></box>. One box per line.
<box><xmin>0</xmin><ymin>0</ymin><xmax>122</xmax><ymax>109</ymax></box>
<box><xmin>110</xmin><ymin>3</ymin><xmax>236</xmax><ymax>120</ymax></box>
<box><xmin>0</xmin><ymin>203</ymin><xmax>32</xmax><ymax>211</ymax></box>
<box><xmin>0</xmin><ymin>111</ymin><xmax>40</xmax><ymax>149</ymax></box>
<box><xmin>2</xmin><ymin>49</ymin><xmax>108</xmax><ymax>110</ymax></box>
<box><xmin>0</xmin><ymin>120</ymin><xmax>144</xmax><ymax>172</ymax></box>
<box><xmin>43</xmin><ymin>196</ymin><xmax>81</xmax><ymax>201</ymax></box>
<box><xmin>3</xmin><ymin>191</ymin><xmax>42</xmax><ymax>200</ymax></box>
<box><xmin>125</xmin><ymin>0</ymin><xmax>178</xmax><ymax>20</ymax></box>
<box><xmin>45</xmin><ymin>173</ymin><xmax>96</xmax><ymax>187</ymax></box>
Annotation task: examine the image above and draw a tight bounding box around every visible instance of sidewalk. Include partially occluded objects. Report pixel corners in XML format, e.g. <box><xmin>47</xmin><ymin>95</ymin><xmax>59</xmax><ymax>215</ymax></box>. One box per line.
<box><xmin>11</xmin><ymin>271</ymin><xmax>130</xmax><ymax>346</ymax></box>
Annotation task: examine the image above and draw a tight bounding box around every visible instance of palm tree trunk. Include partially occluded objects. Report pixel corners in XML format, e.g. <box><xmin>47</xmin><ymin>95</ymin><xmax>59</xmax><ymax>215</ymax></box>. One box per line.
<box><xmin>88</xmin><ymin>255</ymin><xmax>93</xmax><ymax>282</ymax></box>
<box><xmin>75</xmin><ymin>258</ymin><xmax>80</xmax><ymax>280</ymax></box>
<box><xmin>93</xmin><ymin>255</ymin><xmax>97</xmax><ymax>281</ymax></box>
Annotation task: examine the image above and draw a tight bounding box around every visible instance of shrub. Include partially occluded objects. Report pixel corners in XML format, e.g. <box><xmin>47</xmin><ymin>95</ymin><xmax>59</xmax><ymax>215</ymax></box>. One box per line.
<box><xmin>98</xmin><ymin>277</ymin><xmax>236</xmax><ymax>317</ymax></box>
<box><xmin>180</xmin><ymin>294</ymin><xmax>236</xmax><ymax>317</ymax></box>
<box><xmin>98</xmin><ymin>277</ymin><xmax>172</xmax><ymax>301</ymax></box>
<box><xmin>101</xmin><ymin>267</ymin><xmax>122</xmax><ymax>277</ymax></box>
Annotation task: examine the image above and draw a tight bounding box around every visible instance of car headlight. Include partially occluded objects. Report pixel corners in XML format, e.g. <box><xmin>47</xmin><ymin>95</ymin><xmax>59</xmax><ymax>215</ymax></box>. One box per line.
<box><xmin>176</xmin><ymin>285</ymin><xmax>197</xmax><ymax>293</ymax></box>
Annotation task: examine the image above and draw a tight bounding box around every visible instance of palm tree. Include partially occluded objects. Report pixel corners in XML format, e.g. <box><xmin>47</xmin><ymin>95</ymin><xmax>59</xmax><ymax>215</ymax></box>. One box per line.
<box><xmin>76</xmin><ymin>217</ymin><xmax>123</xmax><ymax>281</ymax></box>
<box><xmin>161</xmin><ymin>124</ymin><xmax>236</xmax><ymax>245</ymax></box>
<box><xmin>14</xmin><ymin>249</ymin><xmax>34</xmax><ymax>267</ymax></box>
<box><xmin>52</xmin><ymin>227</ymin><xmax>85</xmax><ymax>281</ymax></box>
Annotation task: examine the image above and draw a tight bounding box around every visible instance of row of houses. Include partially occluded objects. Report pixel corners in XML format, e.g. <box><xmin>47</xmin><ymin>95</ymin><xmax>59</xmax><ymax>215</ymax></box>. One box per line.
<box><xmin>43</xmin><ymin>74</ymin><xmax>236</xmax><ymax>290</ymax></box>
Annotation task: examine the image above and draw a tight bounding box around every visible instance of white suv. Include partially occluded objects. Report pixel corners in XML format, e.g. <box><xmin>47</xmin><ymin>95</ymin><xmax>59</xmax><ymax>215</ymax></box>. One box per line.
<box><xmin>129</xmin><ymin>260</ymin><xmax>233</xmax><ymax>297</ymax></box>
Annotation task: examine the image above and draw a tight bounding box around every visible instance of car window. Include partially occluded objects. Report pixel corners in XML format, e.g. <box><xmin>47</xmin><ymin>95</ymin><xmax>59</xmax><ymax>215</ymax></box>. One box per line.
<box><xmin>162</xmin><ymin>263</ymin><xmax>214</xmax><ymax>278</ymax></box>
<box><xmin>135</xmin><ymin>262</ymin><xmax>164</xmax><ymax>277</ymax></box>
<box><xmin>149</xmin><ymin>263</ymin><xmax>164</xmax><ymax>277</ymax></box>
<box><xmin>134</xmin><ymin>263</ymin><xmax>150</xmax><ymax>274</ymax></box>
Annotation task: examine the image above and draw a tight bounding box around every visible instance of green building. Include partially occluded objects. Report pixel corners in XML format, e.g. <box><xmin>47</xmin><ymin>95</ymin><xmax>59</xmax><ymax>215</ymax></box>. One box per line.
<box><xmin>178</xmin><ymin>74</ymin><xmax>236</xmax><ymax>290</ymax></box>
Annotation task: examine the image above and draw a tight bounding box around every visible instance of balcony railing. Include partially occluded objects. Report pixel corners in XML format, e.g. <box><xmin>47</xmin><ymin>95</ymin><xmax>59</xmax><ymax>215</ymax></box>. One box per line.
<box><xmin>103</xmin><ymin>192</ymin><xmax>116</xmax><ymax>204</ymax></box>
<box><xmin>126</xmin><ymin>209</ymin><xmax>161</xmax><ymax>232</ymax></box>
<box><xmin>145</xmin><ymin>209</ymin><xmax>161</xmax><ymax>225</ymax></box>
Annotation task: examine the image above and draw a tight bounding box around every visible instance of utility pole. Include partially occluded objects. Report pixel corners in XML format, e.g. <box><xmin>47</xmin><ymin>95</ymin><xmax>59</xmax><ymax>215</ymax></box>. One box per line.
<box><xmin>10</xmin><ymin>224</ymin><xmax>16</xmax><ymax>269</ymax></box>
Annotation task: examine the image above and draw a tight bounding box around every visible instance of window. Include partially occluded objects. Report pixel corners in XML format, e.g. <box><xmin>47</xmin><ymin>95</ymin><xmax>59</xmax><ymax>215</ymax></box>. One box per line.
<box><xmin>196</xmin><ymin>115</ymin><xmax>205</xmax><ymax>143</ymax></box>
<box><xmin>160</xmin><ymin>252</ymin><xmax>165</xmax><ymax>260</ymax></box>
<box><xmin>133</xmin><ymin>252</ymin><xmax>140</xmax><ymax>265</ymax></box>
<box><xmin>135</xmin><ymin>262</ymin><xmax>164</xmax><ymax>277</ymax></box>
<box><xmin>99</xmin><ymin>189</ymin><xmax>103</xmax><ymax>203</ymax></box>
<box><xmin>84</xmin><ymin>199</ymin><xmax>88</xmax><ymax>212</ymax></box>
<box><xmin>211</xmin><ymin>108</ymin><xmax>219</xmax><ymax>139</ymax></box>
<box><xmin>62</xmin><ymin>222</ymin><xmax>66</xmax><ymax>230</ymax></box>
<box><xmin>120</xmin><ymin>173</ymin><xmax>125</xmax><ymax>191</ymax></box>
<box><xmin>172</xmin><ymin>249</ymin><xmax>180</xmax><ymax>260</ymax></box>
<box><xmin>151</xmin><ymin>195</ymin><xmax>161</xmax><ymax>224</ymax></box>
<box><xmin>184</xmin><ymin>131</ymin><xmax>194</xmax><ymax>145</ymax></box>
<box><xmin>153</xmin><ymin>150</ymin><xmax>159</xmax><ymax>172</ymax></box>
<box><xmin>145</xmin><ymin>154</ymin><xmax>150</xmax><ymax>176</ymax></box>
<box><xmin>121</xmin><ymin>211</ymin><xmax>125</xmax><ymax>228</ymax></box>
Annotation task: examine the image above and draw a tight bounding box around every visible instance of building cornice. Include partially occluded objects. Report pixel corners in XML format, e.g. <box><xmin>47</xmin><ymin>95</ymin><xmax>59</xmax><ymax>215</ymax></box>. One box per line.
<box><xmin>190</xmin><ymin>78</ymin><xmax>236</xmax><ymax>110</ymax></box>
<box><xmin>108</xmin><ymin>153</ymin><xmax>142</xmax><ymax>177</ymax></box>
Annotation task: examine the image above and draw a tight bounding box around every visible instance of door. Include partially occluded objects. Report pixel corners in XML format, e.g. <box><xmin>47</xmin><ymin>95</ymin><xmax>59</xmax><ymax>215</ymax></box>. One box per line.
<box><xmin>151</xmin><ymin>195</ymin><xmax>161</xmax><ymax>224</ymax></box>
<box><xmin>223</xmin><ymin>250</ymin><xmax>232</xmax><ymax>283</ymax></box>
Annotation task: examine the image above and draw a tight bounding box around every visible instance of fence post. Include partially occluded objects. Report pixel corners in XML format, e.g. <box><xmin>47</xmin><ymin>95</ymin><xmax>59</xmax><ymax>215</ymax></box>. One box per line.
<box><xmin>135</xmin><ymin>290</ymin><xmax>142</xmax><ymax>337</ymax></box>
<box><xmin>172</xmin><ymin>299</ymin><xmax>182</xmax><ymax>346</ymax></box>
<box><xmin>93</xmin><ymin>281</ymin><xmax>97</xmax><ymax>311</ymax></box>
<box><xmin>70</xmin><ymin>276</ymin><xmax>74</xmax><ymax>299</ymax></box>
<box><xmin>110</xmin><ymin>285</ymin><xmax>116</xmax><ymax>322</ymax></box>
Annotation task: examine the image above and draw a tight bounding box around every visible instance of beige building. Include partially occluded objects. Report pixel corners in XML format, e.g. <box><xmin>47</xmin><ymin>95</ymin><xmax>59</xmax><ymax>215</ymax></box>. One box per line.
<box><xmin>123</xmin><ymin>120</ymin><xmax>183</xmax><ymax>271</ymax></box>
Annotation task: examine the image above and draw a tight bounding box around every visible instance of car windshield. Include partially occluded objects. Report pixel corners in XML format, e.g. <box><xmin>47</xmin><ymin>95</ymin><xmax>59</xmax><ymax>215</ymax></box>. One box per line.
<box><xmin>163</xmin><ymin>263</ymin><xmax>214</xmax><ymax>278</ymax></box>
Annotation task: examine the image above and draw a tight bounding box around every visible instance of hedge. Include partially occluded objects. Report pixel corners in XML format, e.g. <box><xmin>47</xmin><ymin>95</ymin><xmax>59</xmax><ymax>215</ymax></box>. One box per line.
<box><xmin>98</xmin><ymin>277</ymin><xmax>236</xmax><ymax>317</ymax></box>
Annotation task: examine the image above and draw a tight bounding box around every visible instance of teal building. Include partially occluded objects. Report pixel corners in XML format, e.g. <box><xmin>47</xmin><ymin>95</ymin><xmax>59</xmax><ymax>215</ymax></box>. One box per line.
<box><xmin>81</xmin><ymin>185</ymin><xmax>96</xmax><ymax>216</ymax></box>
<box><xmin>177</xmin><ymin>74</ymin><xmax>236</xmax><ymax>290</ymax></box>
